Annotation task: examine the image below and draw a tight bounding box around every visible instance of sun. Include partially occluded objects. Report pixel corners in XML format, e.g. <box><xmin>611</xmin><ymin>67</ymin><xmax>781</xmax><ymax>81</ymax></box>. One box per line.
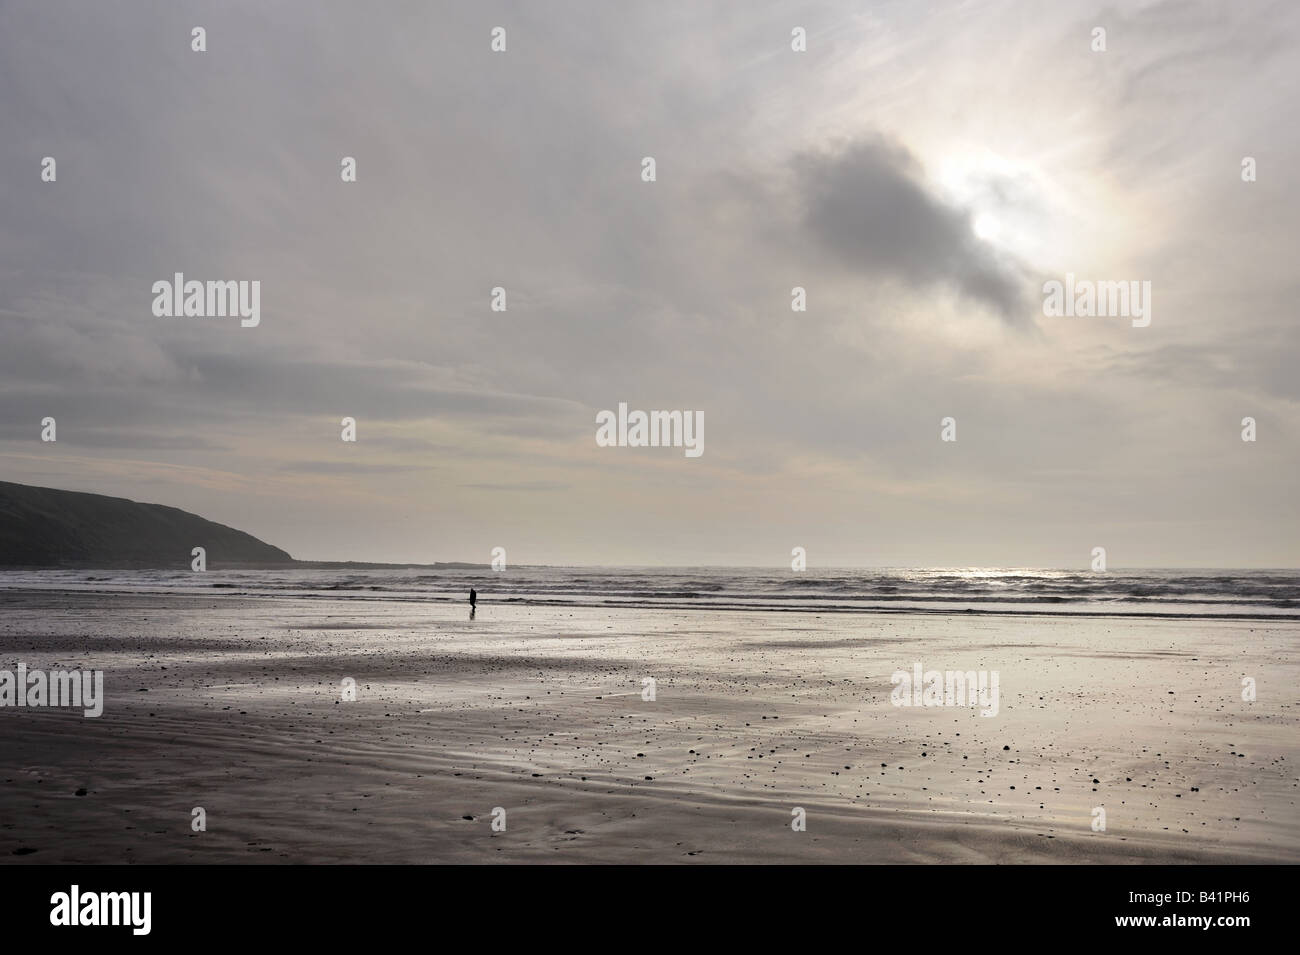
<box><xmin>971</xmin><ymin>213</ymin><xmax>1000</xmax><ymax>242</ymax></box>
<box><xmin>937</xmin><ymin>151</ymin><xmax>1045</xmax><ymax>255</ymax></box>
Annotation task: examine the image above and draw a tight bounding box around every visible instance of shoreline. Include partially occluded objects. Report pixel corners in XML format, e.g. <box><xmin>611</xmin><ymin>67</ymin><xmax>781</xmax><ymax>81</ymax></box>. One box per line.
<box><xmin>2</xmin><ymin>585</ymin><xmax>1295</xmax><ymax>623</ymax></box>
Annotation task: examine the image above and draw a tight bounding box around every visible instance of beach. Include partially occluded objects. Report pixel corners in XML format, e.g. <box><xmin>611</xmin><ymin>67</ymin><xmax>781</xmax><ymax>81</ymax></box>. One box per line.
<box><xmin>1</xmin><ymin>588</ymin><xmax>1296</xmax><ymax>864</ymax></box>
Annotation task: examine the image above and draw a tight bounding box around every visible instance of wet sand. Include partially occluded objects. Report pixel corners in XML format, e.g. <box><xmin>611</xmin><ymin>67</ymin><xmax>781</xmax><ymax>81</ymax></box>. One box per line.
<box><xmin>0</xmin><ymin>589</ymin><xmax>1295</xmax><ymax>863</ymax></box>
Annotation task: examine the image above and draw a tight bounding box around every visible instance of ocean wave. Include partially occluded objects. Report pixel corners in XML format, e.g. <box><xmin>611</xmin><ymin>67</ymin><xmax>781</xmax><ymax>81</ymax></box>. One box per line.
<box><xmin>2</xmin><ymin>567</ymin><xmax>1297</xmax><ymax>618</ymax></box>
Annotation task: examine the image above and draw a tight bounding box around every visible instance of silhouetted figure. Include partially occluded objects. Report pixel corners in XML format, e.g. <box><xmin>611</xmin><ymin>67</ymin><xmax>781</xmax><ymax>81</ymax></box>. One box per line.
<box><xmin>469</xmin><ymin>587</ymin><xmax>477</xmax><ymax>620</ymax></box>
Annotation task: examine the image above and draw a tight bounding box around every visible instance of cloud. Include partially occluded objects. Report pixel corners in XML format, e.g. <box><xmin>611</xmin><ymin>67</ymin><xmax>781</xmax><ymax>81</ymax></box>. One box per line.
<box><xmin>0</xmin><ymin>1</ymin><xmax>1296</xmax><ymax>565</ymax></box>
<box><xmin>278</xmin><ymin>460</ymin><xmax>432</xmax><ymax>476</ymax></box>
<box><xmin>458</xmin><ymin>480</ymin><xmax>568</xmax><ymax>492</ymax></box>
<box><xmin>793</xmin><ymin>134</ymin><xmax>1032</xmax><ymax>324</ymax></box>
<box><xmin>0</xmin><ymin>427</ymin><xmax>228</xmax><ymax>451</ymax></box>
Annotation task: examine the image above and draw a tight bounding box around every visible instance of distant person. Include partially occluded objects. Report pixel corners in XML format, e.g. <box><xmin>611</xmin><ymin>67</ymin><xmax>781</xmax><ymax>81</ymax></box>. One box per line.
<box><xmin>469</xmin><ymin>587</ymin><xmax>477</xmax><ymax>619</ymax></box>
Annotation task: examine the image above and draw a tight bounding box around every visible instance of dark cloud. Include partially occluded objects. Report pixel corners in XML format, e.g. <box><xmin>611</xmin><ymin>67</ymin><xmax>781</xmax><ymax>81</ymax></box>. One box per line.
<box><xmin>794</xmin><ymin>135</ymin><xmax>1031</xmax><ymax>324</ymax></box>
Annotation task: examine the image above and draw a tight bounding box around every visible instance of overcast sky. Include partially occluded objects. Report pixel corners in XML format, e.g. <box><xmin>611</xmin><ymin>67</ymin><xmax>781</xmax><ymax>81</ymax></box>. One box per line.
<box><xmin>2</xmin><ymin>0</ymin><xmax>1297</xmax><ymax>567</ymax></box>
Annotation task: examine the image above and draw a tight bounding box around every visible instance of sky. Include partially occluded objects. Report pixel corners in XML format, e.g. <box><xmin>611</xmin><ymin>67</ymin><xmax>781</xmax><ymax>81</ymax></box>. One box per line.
<box><xmin>1</xmin><ymin>0</ymin><xmax>1297</xmax><ymax>567</ymax></box>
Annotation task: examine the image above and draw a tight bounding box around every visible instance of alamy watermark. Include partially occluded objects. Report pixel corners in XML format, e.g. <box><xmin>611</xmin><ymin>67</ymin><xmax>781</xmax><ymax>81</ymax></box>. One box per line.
<box><xmin>152</xmin><ymin>273</ymin><xmax>260</xmax><ymax>327</ymax></box>
<box><xmin>1042</xmin><ymin>274</ymin><xmax>1151</xmax><ymax>327</ymax></box>
<box><xmin>890</xmin><ymin>662</ymin><xmax>999</xmax><ymax>717</ymax></box>
<box><xmin>50</xmin><ymin>886</ymin><xmax>150</xmax><ymax>935</ymax></box>
<box><xmin>0</xmin><ymin>664</ymin><xmax>104</xmax><ymax>717</ymax></box>
<box><xmin>595</xmin><ymin>403</ymin><xmax>703</xmax><ymax>458</ymax></box>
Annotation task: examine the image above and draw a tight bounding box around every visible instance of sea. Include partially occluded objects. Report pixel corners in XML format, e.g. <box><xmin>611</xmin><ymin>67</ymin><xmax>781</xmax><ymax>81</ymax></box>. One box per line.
<box><xmin>1</xmin><ymin>567</ymin><xmax>1297</xmax><ymax>619</ymax></box>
